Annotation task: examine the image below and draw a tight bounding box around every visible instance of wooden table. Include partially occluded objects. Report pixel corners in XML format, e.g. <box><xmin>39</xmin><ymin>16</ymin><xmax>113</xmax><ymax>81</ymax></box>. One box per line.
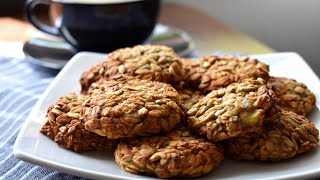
<box><xmin>0</xmin><ymin>2</ymin><xmax>274</xmax><ymax>55</ymax></box>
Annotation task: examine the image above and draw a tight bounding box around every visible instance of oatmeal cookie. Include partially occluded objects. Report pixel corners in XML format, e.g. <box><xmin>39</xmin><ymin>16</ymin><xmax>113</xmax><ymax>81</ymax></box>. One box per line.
<box><xmin>81</xmin><ymin>77</ymin><xmax>184</xmax><ymax>139</ymax></box>
<box><xmin>269</xmin><ymin>76</ymin><xmax>316</xmax><ymax>115</ymax></box>
<box><xmin>225</xmin><ymin>106</ymin><xmax>319</xmax><ymax>161</ymax></box>
<box><xmin>176</xmin><ymin>59</ymin><xmax>207</xmax><ymax>110</ymax></box>
<box><xmin>188</xmin><ymin>78</ymin><xmax>275</xmax><ymax>141</ymax></box>
<box><xmin>84</xmin><ymin>74</ymin><xmax>137</xmax><ymax>94</ymax></box>
<box><xmin>40</xmin><ymin>93</ymin><xmax>116</xmax><ymax>153</ymax></box>
<box><xmin>182</xmin><ymin>58</ymin><xmax>202</xmax><ymax>87</ymax></box>
<box><xmin>115</xmin><ymin>128</ymin><xmax>224</xmax><ymax>178</ymax></box>
<box><xmin>184</xmin><ymin>56</ymin><xmax>270</xmax><ymax>92</ymax></box>
<box><xmin>80</xmin><ymin>45</ymin><xmax>184</xmax><ymax>94</ymax></box>
<box><xmin>177</xmin><ymin>88</ymin><xmax>206</xmax><ymax>111</ymax></box>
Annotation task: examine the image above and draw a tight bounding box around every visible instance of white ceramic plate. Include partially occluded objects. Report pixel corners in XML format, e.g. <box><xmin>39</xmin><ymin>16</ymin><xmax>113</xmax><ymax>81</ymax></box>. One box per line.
<box><xmin>14</xmin><ymin>52</ymin><xmax>320</xmax><ymax>180</ymax></box>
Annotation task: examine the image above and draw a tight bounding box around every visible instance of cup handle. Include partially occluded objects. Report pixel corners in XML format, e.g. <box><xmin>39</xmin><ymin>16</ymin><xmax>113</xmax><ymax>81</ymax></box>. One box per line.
<box><xmin>25</xmin><ymin>0</ymin><xmax>60</xmax><ymax>36</ymax></box>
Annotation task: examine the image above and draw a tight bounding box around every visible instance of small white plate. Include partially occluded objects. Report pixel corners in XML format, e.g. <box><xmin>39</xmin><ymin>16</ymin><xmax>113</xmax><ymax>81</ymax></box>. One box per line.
<box><xmin>14</xmin><ymin>52</ymin><xmax>320</xmax><ymax>180</ymax></box>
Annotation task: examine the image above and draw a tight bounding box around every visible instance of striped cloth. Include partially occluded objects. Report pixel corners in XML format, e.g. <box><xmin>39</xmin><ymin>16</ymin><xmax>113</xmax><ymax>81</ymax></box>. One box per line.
<box><xmin>0</xmin><ymin>43</ymin><xmax>84</xmax><ymax>180</ymax></box>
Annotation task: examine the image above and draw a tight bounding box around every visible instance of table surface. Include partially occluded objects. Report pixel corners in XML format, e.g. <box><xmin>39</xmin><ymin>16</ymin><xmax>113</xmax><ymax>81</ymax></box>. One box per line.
<box><xmin>0</xmin><ymin>2</ymin><xmax>274</xmax><ymax>55</ymax></box>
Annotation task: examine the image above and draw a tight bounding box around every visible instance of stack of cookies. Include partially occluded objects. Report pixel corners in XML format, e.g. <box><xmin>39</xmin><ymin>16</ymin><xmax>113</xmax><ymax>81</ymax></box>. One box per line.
<box><xmin>40</xmin><ymin>45</ymin><xmax>319</xmax><ymax>178</ymax></box>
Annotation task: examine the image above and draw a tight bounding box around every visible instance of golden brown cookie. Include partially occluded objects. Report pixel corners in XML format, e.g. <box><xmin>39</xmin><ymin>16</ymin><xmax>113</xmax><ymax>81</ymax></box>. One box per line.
<box><xmin>269</xmin><ymin>76</ymin><xmax>316</xmax><ymax>115</ymax></box>
<box><xmin>81</xmin><ymin>76</ymin><xmax>185</xmax><ymax>139</ymax></box>
<box><xmin>115</xmin><ymin>128</ymin><xmax>224</xmax><ymax>178</ymax></box>
<box><xmin>225</xmin><ymin>106</ymin><xmax>319</xmax><ymax>161</ymax></box>
<box><xmin>84</xmin><ymin>74</ymin><xmax>137</xmax><ymax>94</ymax></box>
<box><xmin>177</xmin><ymin>59</ymin><xmax>207</xmax><ymax>110</ymax></box>
<box><xmin>188</xmin><ymin>78</ymin><xmax>275</xmax><ymax>142</ymax></box>
<box><xmin>80</xmin><ymin>45</ymin><xmax>184</xmax><ymax>94</ymax></box>
<box><xmin>40</xmin><ymin>93</ymin><xmax>116</xmax><ymax>153</ymax></box>
<box><xmin>182</xmin><ymin>58</ymin><xmax>202</xmax><ymax>88</ymax></box>
<box><xmin>177</xmin><ymin>88</ymin><xmax>206</xmax><ymax>111</ymax></box>
<box><xmin>184</xmin><ymin>56</ymin><xmax>270</xmax><ymax>93</ymax></box>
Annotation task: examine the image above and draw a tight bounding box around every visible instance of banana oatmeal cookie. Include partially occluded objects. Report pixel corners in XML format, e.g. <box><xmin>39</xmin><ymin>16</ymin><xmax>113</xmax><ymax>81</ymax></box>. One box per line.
<box><xmin>225</xmin><ymin>106</ymin><xmax>319</xmax><ymax>161</ymax></box>
<box><xmin>115</xmin><ymin>128</ymin><xmax>224</xmax><ymax>178</ymax></box>
<box><xmin>40</xmin><ymin>93</ymin><xmax>116</xmax><ymax>153</ymax></box>
<box><xmin>184</xmin><ymin>56</ymin><xmax>270</xmax><ymax>92</ymax></box>
<box><xmin>81</xmin><ymin>76</ymin><xmax>185</xmax><ymax>139</ymax></box>
<box><xmin>269</xmin><ymin>76</ymin><xmax>316</xmax><ymax>116</ymax></box>
<box><xmin>188</xmin><ymin>78</ymin><xmax>275</xmax><ymax>142</ymax></box>
<box><xmin>80</xmin><ymin>45</ymin><xmax>184</xmax><ymax>94</ymax></box>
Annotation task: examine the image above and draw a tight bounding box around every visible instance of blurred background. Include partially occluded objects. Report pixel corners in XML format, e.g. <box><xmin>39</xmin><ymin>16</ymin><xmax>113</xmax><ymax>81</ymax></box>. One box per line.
<box><xmin>1</xmin><ymin>0</ymin><xmax>319</xmax><ymax>71</ymax></box>
<box><xmin>169</xmin><ymin>0</ymin><xmax>320</xmax><ymax>71</ymax></box>
<box><xmin>0</xmin><ymin>0</ymin><xmax>25</xmax><ymax>16</ymax></box>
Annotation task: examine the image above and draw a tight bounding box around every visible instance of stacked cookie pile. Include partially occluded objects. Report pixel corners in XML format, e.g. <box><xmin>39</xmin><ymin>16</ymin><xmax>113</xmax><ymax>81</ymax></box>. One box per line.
<box><xmin>41</xmin><ymin>45</ymin><xmax>319</xmax><ymax>178</ymax></box>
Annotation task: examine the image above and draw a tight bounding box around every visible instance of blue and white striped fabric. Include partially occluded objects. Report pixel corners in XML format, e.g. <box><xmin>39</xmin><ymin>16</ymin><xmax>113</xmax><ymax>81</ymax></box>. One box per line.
<box><xmin>0</xmin><ymin>43</ymin><xmax>84</xmax><ymax>180</ymax></box>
